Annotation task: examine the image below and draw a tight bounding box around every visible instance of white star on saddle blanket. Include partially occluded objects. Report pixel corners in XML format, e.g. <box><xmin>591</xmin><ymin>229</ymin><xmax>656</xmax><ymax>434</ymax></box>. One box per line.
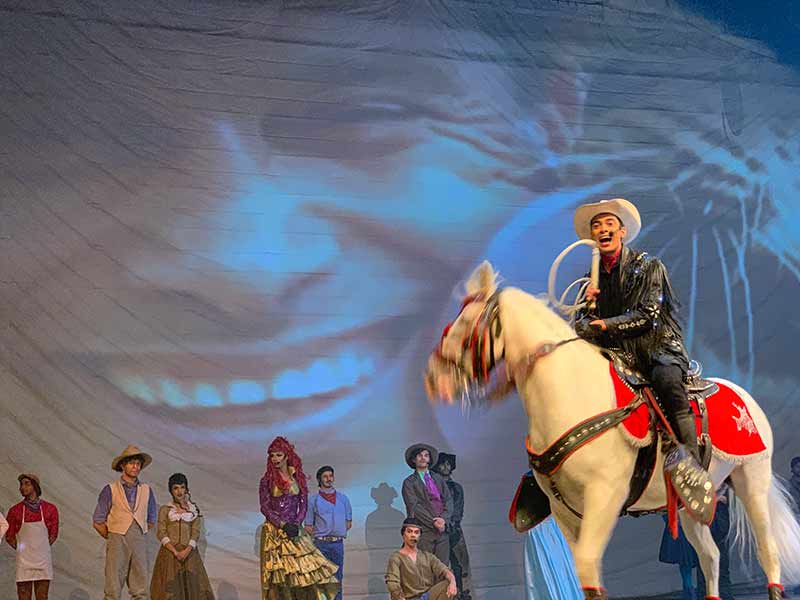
<box><xmin>732</xmin><ymin>404</ymin><xmax>757</xmax><ymax>436</ymax></box>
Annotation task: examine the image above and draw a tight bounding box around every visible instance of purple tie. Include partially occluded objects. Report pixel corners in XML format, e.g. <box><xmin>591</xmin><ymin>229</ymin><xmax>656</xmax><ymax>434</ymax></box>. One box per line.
<box><xmin>424</xmin><ymin>473</ymin><xmax>444</xmax><ymax>516</ymax></box>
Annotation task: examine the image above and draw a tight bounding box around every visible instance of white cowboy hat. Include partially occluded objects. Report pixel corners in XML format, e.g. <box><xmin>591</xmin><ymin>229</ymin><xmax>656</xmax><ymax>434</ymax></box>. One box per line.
<box><xmin>573</xmin><ymin>198</ymin><xmax>642</xmax><ymax>244</ymax></box>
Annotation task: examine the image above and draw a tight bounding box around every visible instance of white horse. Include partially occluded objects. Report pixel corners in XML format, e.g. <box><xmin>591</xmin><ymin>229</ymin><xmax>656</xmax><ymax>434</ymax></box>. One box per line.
<box><xmin>425</xmin><ymin>261</ymin><xmax>800</xmax><ymax>600</ymax></box>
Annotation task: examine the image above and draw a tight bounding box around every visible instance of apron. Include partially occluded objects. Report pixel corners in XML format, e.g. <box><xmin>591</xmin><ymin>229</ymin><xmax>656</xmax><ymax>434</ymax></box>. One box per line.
<box><xmin>16</xmin><ymin>505</ymin><xmax>54</xmax><ymax>582</ymax></box>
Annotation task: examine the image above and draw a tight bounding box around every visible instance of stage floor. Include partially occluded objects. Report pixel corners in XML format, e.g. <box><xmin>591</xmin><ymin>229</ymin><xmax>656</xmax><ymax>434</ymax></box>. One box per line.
<box><xmin>618</xmin><ymin>581</ymin><xmax>799</xmax><ymax>599</ymax></box>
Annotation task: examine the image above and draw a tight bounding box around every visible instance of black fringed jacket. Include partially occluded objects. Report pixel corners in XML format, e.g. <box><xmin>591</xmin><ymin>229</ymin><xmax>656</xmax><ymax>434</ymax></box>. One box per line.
<box><xmin>575</xmin><ymin>245</ymin><xmax>689</xmax><ymax>373</ymax></box>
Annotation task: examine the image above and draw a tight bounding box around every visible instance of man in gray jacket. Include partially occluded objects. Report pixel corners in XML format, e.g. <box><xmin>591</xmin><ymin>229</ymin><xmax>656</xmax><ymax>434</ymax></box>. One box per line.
<box><xmin>402</xmin><ymin>443</ymin><xmax>453</xmax><ymax>565</ymax></box>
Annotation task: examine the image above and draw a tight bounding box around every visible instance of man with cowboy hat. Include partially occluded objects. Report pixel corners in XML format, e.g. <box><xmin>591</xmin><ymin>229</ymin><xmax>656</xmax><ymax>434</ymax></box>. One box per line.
<box><xmin>573</xmin><ymin>198</ymin><xmax>698</xmax><ymax>464</ymax></box>
<box><xmin>402</xmin><ymin>443</ymin><xmax>453</xmax><ymax>565</ymax></box>
<box><xmin>5</xmin><ymin>473</ymin><xmax>59</xmax><ymax>600</ymax></box>
<box><xmin>92</xmin><ymin>444</ymin><xmax>157</xmax><ymax>600</ymax></box>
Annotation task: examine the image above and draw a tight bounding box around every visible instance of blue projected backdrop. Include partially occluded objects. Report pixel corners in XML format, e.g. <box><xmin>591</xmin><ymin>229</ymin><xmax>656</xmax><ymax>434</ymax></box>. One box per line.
<box><xmin>0</xmin><ymin>1</ymin><xmax>799</xmax><ymax>598</ymax></box>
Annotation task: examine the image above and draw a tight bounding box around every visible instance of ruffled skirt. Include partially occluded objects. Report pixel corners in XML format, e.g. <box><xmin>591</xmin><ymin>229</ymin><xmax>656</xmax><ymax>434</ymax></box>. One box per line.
<box><xmin>260</xmin><ymin>521</ymin><xmax>339</xmax><ymax>600</ymax></box>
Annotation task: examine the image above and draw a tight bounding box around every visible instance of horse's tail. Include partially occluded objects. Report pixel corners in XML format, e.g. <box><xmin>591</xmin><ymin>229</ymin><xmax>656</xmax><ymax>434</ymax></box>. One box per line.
<box><xmin>729</xmin><ymin>475</ymin><xmax>800</xmax><ymax>584</ymax></box>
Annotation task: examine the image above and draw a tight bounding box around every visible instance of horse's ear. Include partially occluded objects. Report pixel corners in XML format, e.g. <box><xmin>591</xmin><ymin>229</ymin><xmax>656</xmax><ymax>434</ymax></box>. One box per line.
<box><xmin>466</xmin><ymin>260</ymin><xmax>498</xmax><ymax>296</ymax></box>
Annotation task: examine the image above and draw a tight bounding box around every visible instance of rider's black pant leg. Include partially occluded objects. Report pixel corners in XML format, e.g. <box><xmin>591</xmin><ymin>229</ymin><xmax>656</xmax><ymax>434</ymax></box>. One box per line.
<box><xmin>650</xmin><ymin>363</ymin><xmax>698</xmax><ymax>459</ymax></box>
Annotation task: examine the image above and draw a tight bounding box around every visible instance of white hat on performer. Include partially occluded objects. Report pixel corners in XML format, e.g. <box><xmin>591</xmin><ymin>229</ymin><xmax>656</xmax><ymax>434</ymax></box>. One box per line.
<box><xmin>573</xmin><ymin>198</ymin><xmax>641</xmax><ymax>244</ymax></box>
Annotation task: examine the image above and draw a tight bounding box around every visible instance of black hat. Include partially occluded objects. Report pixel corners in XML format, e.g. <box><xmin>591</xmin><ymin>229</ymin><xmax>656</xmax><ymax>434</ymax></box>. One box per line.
<box><xmin>404</xmin><ymin>443</ymin><xmax>438</xmax><ymax>469</ymax></box>
<box><xmin>316</xmin><ymin>465</ymin><xmax>334</xmax><ymax>485</ymax></box>
<box><xmin>432</xmin><ymin>452</ymin><xmax>456</xmax><ymax>474</ymax></box>
<box><xmin>401</xmin><ymin>517</ymin><xmax>424</xmax><ymax>534</ymax></box>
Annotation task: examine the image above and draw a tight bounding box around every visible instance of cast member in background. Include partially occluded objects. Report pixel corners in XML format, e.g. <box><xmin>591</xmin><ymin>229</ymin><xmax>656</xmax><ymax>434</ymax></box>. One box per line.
<box><xmin>92</xmin><ymin>444</ymin><xmax>157</xmax><ymax>600</ymax></box>
<box><xmin>0</xmin><ymin>508</ymin><xmax>8</xmax><ymax>540</ymax></box>
<box><xmin>402</xmin><ymin>443</ymin><xmax>452</xmax><ymax>565</ymax></box>
<box><xmin>431</xmin><ymin>453</ymin><xmax>472</xmax><ymax>600</ymax></box>
<box><xmin>5</xmin><ymin>474</ymin><xmax>59</xmax><ymax>600</ymax></box>
<box><xmin>520</xmin><ymin>469</ymin><xmax>581</xmax><ymax>600</ymax></box>
<box><xmin>305</xmin><ymin>465</ymin><xmax>352</xmax><ymax>600</ymax></box>
<box><xmin>790</xmin><ymin>456</ymin><xmax>800</xmax><ymax>515</ymax></box>
<box><xmin>259</xmin><ymin>436</ymin><xmax>339</xmax><ymax>600</ymax></box>
<box><xmin>150</xmin><ymin>472</ymin><xmax>215</xmax><ymax>600</ymax></box>
<box><xmin>696</xmin><ymin>483</ymin><xmax>736</xmax><ymax>600</ymax></box>
<box><xmin>385</xmin><ymin>517</ymin><xmax>458</xmax><ymax>600</ymax></box>
<box><xmin>658</xmin><ymin>513</ymin><xmax>699</xmax><ymax>600</ymax></box>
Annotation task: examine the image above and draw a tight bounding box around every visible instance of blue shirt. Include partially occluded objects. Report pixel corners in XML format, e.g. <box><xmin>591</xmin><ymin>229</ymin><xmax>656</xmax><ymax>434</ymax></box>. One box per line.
<box><xmin>304</xmin><ymin>490</ymin><xmax>352</xmax><ymax>538</ymax></box>
<box><xmin>93</xmin><ymin>478</ymin><xmax>158</xmax><ymax>525</ymax></box>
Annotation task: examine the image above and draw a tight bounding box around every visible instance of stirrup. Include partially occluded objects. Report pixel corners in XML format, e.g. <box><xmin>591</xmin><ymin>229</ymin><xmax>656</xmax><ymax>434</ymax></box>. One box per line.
<box><xmin>664</xmin><ymin>444</ymin><xmax>715</xmax><ymax>524</ymax></box>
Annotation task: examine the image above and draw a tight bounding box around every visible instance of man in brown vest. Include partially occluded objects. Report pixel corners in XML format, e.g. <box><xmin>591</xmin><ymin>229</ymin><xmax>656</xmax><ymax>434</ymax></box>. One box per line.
<box><xmin>92</xmin><ymin>445</ymin><xmax>157</xmax><ymax>600</ymax></box>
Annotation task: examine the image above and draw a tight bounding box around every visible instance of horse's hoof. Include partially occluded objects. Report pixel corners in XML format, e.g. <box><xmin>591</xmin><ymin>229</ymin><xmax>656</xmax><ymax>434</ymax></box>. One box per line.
<box><xmin>583</xmin><ymin>587</ymin><xmax>608</xmax><ymax>599</ymax></box>
<box><xmin>768</xmin><ymin>583</ymin><xmax>788</xmax><ymax>599</ymax></box>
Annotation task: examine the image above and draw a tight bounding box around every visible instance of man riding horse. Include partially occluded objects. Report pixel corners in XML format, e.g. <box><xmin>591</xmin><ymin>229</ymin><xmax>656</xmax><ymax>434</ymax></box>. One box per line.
<box><xmin>573</xmin><ymin>198</ymin><xmax>701</xmax><ymax>468</ymax></box>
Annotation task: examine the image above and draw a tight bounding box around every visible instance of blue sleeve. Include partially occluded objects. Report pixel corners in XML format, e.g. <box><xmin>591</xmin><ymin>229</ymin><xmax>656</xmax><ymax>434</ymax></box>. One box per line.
<box><xmin>93</xmin><ymin>485</ymin><xmax>112</xmax><ymax>523</ymax></box>
<box><xmin>304</xmin><ymin>495</ymin><xmax>316</xmax><ymax>526</ymax></box>
<box><xmin>345</xmin><ymin>495</ymin><xmax>352</xmax><ymax>522</ymax></box>
<box><xmin>147</xmin><ymin>489</ymin><xmax>158</xmax><ymax>524</ymax></box>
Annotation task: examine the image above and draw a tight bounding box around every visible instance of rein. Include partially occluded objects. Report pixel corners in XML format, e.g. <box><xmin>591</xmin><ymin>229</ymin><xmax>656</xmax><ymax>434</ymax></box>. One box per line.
<box><xmin>509</xmin><ymin>337</ymin><xmax>581</xmax><ymax>383</ymax></box>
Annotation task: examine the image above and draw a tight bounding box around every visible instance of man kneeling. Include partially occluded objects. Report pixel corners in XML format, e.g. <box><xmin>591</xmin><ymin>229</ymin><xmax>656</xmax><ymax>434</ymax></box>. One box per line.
<box><xmin>386</xmin><ymin>518</ymin><xmax>458</xmax><ymax>600</ymax></box>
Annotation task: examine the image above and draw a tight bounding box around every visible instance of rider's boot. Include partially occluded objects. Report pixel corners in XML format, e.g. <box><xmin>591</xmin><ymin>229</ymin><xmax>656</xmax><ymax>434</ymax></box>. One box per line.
<box><xmin>672</xmin><ymin>411</ymin><xmax>701</xmax><ymax>464</ymax></box>
<box><xmin>664</xmin><ymin>409</ymin><xmax>715</xmax><ymax>524</ymax></box>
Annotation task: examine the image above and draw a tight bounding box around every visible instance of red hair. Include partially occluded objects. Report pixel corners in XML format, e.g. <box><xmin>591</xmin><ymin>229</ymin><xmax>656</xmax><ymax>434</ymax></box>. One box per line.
<box><xmin>265</xmin><ymin>436</ymin><xmax>308</xmax><ymax>494</ymax></box>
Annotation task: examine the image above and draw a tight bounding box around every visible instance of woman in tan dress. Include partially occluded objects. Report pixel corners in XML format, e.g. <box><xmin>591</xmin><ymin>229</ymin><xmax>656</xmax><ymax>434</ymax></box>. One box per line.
<box><xmin>150</xmin><ymin>473</ymin><xmax>215</xmax><ymax>600</ymax></box>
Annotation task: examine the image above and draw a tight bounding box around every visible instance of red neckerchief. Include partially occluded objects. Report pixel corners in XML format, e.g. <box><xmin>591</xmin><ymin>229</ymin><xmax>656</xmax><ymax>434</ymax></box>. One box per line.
<box><xmin>601</xmin><ymin>248</ymin><xmax>622</xmax><ymax>272</ymax></box>
<box><xmin>319</xmin><ymin>490</ymin><xmax>337</xmax><ymax>505</ymax></box>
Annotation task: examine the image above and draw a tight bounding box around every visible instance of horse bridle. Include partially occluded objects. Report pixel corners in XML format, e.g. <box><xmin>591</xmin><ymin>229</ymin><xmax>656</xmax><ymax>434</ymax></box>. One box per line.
<box><xmin>435</xmin><ymin>290</ymin><xmax>502</xmax><ymax>386</ymax></box>
<box><xmin>436</xmin><ymin>289</ymin><xmax>581</xmax><ymax>393</ymax></box>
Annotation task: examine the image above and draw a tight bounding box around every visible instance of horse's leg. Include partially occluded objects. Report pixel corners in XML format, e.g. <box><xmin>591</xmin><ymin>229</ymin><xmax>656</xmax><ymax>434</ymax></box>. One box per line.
<box><xmin>679</xmin><ymin>511</ymin><xmax>719</xmax><ymax>599</ymax></box>
<box><xmin>572</xmin><ymin>483</ymin><xmax>628</xmax><ymax>598</ymax></box>
<box><xmin>729</xmin><ymin>461</ymin><xmax>782</xmax><ymax>591</ymax></box>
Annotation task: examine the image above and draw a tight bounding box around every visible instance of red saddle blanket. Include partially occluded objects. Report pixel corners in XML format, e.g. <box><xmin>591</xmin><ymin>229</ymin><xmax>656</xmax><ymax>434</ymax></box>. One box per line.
<box><xmin>611</xmin><ymin>363</ymin><xmax>766</xmax><ymax>456</ymax></box>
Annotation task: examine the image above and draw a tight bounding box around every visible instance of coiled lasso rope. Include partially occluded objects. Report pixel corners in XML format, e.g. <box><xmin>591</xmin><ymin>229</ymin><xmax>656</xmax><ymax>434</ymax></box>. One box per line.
<box><xmin>547</xmin><ymin>239</ymin><xmax>600</xmax><ymax>324</ymax></box>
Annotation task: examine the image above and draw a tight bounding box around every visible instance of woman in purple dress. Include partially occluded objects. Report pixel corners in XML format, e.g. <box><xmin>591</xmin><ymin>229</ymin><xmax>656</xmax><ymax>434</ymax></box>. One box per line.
<box><xmin>259</xmin><ymin>436</ymin><xmax>339</xmax><ymax>600</ymax></box>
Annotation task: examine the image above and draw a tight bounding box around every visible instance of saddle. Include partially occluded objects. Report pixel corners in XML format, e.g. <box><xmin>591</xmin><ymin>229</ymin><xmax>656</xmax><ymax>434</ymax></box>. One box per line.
<box><xmin>603</xmin><ymin>350</ymin><xmax>717</xmax><ymax>471</ymax></box>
